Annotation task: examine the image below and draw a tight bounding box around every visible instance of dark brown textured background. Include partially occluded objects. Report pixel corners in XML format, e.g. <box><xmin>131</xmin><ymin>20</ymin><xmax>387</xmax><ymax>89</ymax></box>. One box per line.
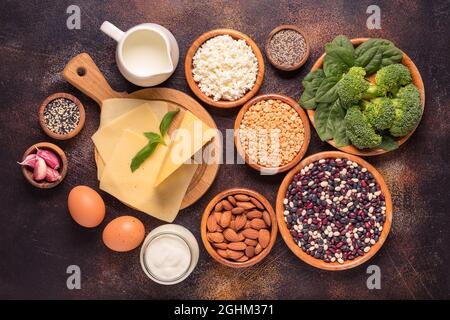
<box><xmin>1</xmin><ymin>0</ymin><xmax>449</xmax><ymax>299</ymax></box>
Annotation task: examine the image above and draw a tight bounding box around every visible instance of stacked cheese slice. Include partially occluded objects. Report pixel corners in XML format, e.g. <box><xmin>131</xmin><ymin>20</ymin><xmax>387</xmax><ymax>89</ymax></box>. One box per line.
<box><xmin>91</xmin><ymin>98</ymin><xmax>216</xmax><ymax>222</ymax></box>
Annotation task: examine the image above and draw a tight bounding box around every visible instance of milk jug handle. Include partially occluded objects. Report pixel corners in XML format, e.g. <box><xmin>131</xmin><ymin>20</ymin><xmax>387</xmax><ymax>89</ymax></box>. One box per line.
<box><xmin>100</xmin><ymin>21</ymin><xmax>124</xmax><ymax>42</ymax></box>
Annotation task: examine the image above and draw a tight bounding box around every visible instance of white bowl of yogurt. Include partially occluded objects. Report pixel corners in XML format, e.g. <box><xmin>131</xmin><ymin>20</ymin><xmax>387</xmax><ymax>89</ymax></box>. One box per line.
<box><xmin>140</xmin><ymin>224</ymin><xmax>199</xmax><ymax>285</ymax></box>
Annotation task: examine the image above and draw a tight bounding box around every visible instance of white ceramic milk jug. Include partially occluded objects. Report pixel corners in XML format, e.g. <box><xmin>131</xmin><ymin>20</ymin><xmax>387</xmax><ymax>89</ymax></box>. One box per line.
<box><xmin>100</xmin><ymin>21</ymin><xmax>179</xmax><ymax>87</ymax></box>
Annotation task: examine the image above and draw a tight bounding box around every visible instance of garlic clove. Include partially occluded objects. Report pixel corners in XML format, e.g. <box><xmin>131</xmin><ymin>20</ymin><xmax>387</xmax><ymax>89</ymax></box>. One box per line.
<box><xmin>33</xmin><ymin>157</ymin><xmax>47</xmax><ymax>181</ymax></box>
<box><xmin>18</xmin><ymin>154</ymin><xmax>37</xmax><ymax>168</ymax></box>
<box><xmin>36</xmin><ymin>148</ymin><xmax>60</xmax><ymax>170</ymax></box>
<box><xmin>45</xmin><ymin>167</ymin><xmax>61</xmax><ymax>182</ymax></box>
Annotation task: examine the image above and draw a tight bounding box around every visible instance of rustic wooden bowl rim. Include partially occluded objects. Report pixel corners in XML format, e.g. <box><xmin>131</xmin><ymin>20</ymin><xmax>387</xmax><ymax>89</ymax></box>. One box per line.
<box><xmin>234</xmin><ymin>93</ymin><xmax>311</xmax><ymax>174</ymax></box>
<box><xmin>185</xmin><ymin>28</ymin><xmax>265</xmax><ymax>109</ymax></box>
<box><xmin>304</xmin><ymin>38</ymin><xmax>425</xmax><ymax>156</ymax></box>
<box><xmin>201</xmin><ymin>188</ymin><xmax>278</xmax><ymax>268</ymax></box>
<box><xmin>39</xmin><ymin>92</ymin><xmax>85</xmax><ymax>140</ymax></box>
<box><xmin>276</xmin><ymin>151</ymin><xmax>393</xmax><ymax>271</ymax></box>
<box><xmin>21</xmin><ymin>142</ymin><xmax>68</xmax><ymax>189</ymax></box>
<box><xmin>265</xmin><ymin>24</ymin><xmax>310</xmax><ymax>71</ymax></box>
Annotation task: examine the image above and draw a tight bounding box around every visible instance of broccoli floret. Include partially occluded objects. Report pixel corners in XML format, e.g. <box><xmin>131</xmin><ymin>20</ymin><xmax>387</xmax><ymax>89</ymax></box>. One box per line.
<box><xmin>375</xmin><ymin>64</ymin><xmax>412</xmax><ymax>95</ymax></box>
<box><xmin>336</xmin><ymin>67</ymin><xmax>370</xmax><ymax>108</ymax></box>
<box><xmin>389</xmin><ymin>84</ymin><xmax>422</xmax><ymax>137</ymax></box>
<box><xmin>345</xmin><ymin>106</ymin><xmax>382</xmax><ymax>149</ymax></box>
<box><xmin>337</xmin><ymin>67</ymin><xmax>384</xmax><ymax>108</ymax></box>
<box><xmin>362</xmin><ymin>98</ymin><xmax>396</xmax><ymax>131</ymax></box>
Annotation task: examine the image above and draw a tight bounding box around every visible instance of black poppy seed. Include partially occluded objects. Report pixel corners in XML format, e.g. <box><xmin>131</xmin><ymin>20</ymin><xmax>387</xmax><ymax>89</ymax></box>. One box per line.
<box><xmin>283</xmin><ymin>158</ymin><xmax>387</xmax><ymax>264</ymax></box>
<box><xmin>43</xmin><ymin>98</ymin><xmax>80</xmax><ymax>135</ymax></box>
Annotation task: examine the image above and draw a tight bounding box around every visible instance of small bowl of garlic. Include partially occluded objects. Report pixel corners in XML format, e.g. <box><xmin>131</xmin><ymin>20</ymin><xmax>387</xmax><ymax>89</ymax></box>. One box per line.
<box><xmin>19</xmin><ymin>142</ymin><xmax>68</xmax><ymax>189</ymax></box>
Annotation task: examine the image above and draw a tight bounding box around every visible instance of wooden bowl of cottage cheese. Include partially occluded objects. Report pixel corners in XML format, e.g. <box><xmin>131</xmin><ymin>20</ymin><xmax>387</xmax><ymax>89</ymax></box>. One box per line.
<box><xmin>185</xmin><ymin>29</ymin><xmax>265</xmax><ymax>109</ymax></box>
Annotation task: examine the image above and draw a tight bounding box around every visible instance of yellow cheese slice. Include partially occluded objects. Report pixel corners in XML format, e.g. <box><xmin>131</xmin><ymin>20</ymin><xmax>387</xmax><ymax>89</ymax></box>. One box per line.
<box><xmin>154</xmin><ymin>111</ymin><xmax>216</xmax><ymax>186</ymax></box>
<box><xmin>95</xmin><ymin>99</ymin><xmax>169</xmax><ymax>179</ymax></box>
<box><xmin>100</xmin><ymin>98</ymin><xmax>168</xmax><ymax>128</ymax></box>
<box><xmin>92</xmin><ymin>103</ymin><xmax>161</xmax><ymax>167</ymax></box>
<box><xmin>99</xmin><ymin>130</ymin><xmax>198</xmax><ymax>222</ymax></box>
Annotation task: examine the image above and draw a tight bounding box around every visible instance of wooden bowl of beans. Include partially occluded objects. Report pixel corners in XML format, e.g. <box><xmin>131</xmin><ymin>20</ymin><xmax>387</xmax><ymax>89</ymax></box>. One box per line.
<box><xmin>201</xmin><ymin>188</ymin><xmax>277</xmax><ymax>268</ymax></box>
<box><xmin>185</xmin><ymin>29</ymin><xmax>265</xmax><ymax>109</ymax></box>
<box><xmin>234</xmin><ymin>94</ymin><xmax>311</xmax><ymax>174</ymax></box>
<box><xmin>276</xmin><ymin>151</ymin><xmax>392</xmax><ymax>271</ymax></box>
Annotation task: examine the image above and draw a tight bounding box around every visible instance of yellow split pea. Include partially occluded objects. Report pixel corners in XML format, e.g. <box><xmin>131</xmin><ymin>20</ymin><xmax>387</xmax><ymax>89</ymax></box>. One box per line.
<box><xmin>239</xmin><ymin>99</ymin><xmax>305</xmax><ymax>168</ymax></box>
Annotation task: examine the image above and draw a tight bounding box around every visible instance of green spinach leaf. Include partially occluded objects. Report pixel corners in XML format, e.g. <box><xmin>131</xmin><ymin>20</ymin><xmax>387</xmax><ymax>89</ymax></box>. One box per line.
<box><xmin>315</xmin><ymin>76</ymin><xmax>340</xmax><ymax>103</ymax></box>
<box><xmin>379</xmin><ymin>135</ymin><xmax>399</xmax><ymax>151</ymax></box>
<box><xmin>314</xmin><ymin>103</ymin><xmax>334</xmax><ymax>141</ymax></box>
<box><xmin>331</xmin><ymin>35</ymin><xmax>355</xmax><ymax>54</ymax></box>
<box><xmin>329</xmin><ymin>100</ymin><xmax>350</xmax><ymax>147</ymax></box>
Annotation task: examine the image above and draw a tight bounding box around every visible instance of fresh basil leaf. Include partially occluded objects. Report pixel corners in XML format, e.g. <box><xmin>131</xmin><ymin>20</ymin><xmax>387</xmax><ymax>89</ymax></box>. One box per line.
<box><xmin>379</xmin><ymin>135</ymin><xmax>399</xmax><ymax>151</ymax></box>
<box><xmin>315</xmin><ymin>76</ymin><xmax>340</xmax><ymax>103</ymax></box>
<box><xmin>314</xmin><ymin>103</ymin><xmax>334</xmax><ymax>141</ymax></box>
<box><xmin>331</xmin><ymin>35</ymin><xmax>355</xmax><ymax>54</ymax></box>
<box><xmin>144</xmin><ymin>131</ymin><xmax>163</xmax><ymax>142</ymax></box>
<box><xmin>159</xmin><ymin>109</ymin><xmax>180</xmax><ymax>137</ymax></box>
<box><xmin>130</xmin><ymin>141</ymin><xmax>159</xmax><ymax>172</ymax></box>
<box><xmin>329</xmin><ymin>100</ymin><xmax>350</xmax><ymax>147</ymax></box>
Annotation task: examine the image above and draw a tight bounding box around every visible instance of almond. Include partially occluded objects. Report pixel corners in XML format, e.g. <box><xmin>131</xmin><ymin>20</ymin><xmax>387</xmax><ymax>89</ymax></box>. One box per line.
<box><xmin>207</xmin><ymin>232</ymin><xmax>224</xmax><ymax>243</ymax></box>
<box><xmin>245</xmin><ymin>245</ymin><xmax>255</xmax><ymax>258</ymax></box>
<box><xmin>227</xmin><ymin>195</ymin><xmax>237</xmax><ymax>206</ymax></box>
<box><xmin>235</xmin><ymin>194</ymin><xmax>250</xmax><ymax>201</ymax></box>
<box><xmin>222</xmin><ymin>199</ymin><xmax>233</xmax><ymax>211</ymax></box>
<box><xmin>217</xmin><ymin>249</ymin><xmax>228</xmax><ymax>258</ymax></box>
<box><xmin>258</xmin><ymin>229</ymin><xmax>270</xmax><ymax>248</ymax></box>
<box><xmin>220</xmin><ymin>210</ymin><xmax>232</xmax><ymax>228</ymax></box>
<box><xmin>237</xmin><ymin>231</ymin><xmax>245</xmax><ymax>242</ymax></box>
<box><xmin>212</xmin><ymin>242</ymin><xmax>228</xmax><ymax>250</ymax></box>
<box><xmin>234</xmin><ymin>214</ymin><xmax>247</xmax><ymax>231</ymax></box>
<box><xmin>250</xmin><ymin>218</ymin><xmax>267</xmax><ymax>230</ymax></box>
<box><xmin>228</xmin><ymin>242</ymin><xmax>247</xmax><ymax>251</ymax></box>
<box><xmin>237</xmin><ymin>255</ymin><xmax>249</xmax><ymax>262</ymax></box>
<box><xmin>244</xmin><ymin>238</ymin><xmax>258</xmax><ymax>246</ymax></box>
<box><xmin>255</xmin><ymin>243</ymin><xmax>262</xmax><ymax>255</ymax></box>
<box><xmin>247</xmin><ymin>210</ymin><xmax>262</xmax><ymax>219</ymax></box>
<box><xmin>229</xmin><ymin>220</ymin><xmax>236</xmax><ymax>231</ymax></box>
<box><xmin>223</xmin><ymin>228</ymin><xmax>240</xmax><ymax>242</ymax></box>
<box><xmin>226</xmin><ymin>249</ymin><xmax>244</xmax><ymax>260</ymax></box>
<box><xmin>250</xmin><ymin>197</ymin><xmax>264</xmax><ymax>209</ymax></box>
<box><xmin>231</xmin><ymin>207</ymin><xmax>245</xmax><ymax>214</ymax></box>
<box><xmin>245</xmin><ymin>221</ymin><xmax>251</xmax><ymax>229</ymax></box>
<box><xmin>236</xmin><ymin>201</ymin><xmax>256</xmax><ymax>210</ymax></box>
<box><xmin>207</xmin><ymin>214</ymin><xmax>218</xmax><ymax>232</ymax></box>
<box><xmin>262</xmin><ymin>210</ymin><xmax>272</xmax><ymax>227</ymax></box>
<box><xmin>242</xmin><ymin>228</ymin><xmax>259</xmax><ymax>239</ymax></box>
<box><xmin>214</xmin><ymin>202</ymin><xmax>223</xmax><ymax>212</ymax></box>
<box><xmin>213</xmin><ymin>211</ymin><xmax>222</xmax><ymax>223</ymax></box>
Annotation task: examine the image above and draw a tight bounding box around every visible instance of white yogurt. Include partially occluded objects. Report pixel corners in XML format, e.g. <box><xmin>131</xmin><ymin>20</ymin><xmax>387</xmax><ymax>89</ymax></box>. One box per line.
<box><xmin>144</xmin><ymin>234</ymin><xmax>191</xmax><ymax>282</ymax></box>
<box><xmin>140</xmin><ymin>224</ymin><xmax>199</xmax><ymax>285</ymax></box>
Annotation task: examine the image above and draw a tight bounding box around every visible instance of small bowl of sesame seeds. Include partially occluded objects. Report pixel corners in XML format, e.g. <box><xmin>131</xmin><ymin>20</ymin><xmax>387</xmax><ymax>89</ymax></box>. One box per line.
<box><xmin>276</xmin><ymin>151</ymin><xmax>392</xmax><ymax>271</ymax></box>
<box><xmin>265</xmin><ymin>25</ymin><xmax>310</xmax><ymax>72</ymax></box>
<box><xmin>39</xmin><ymin>93</ymin><xmax>85</xmax><ymax>140</ymax></box>
<box><xmin>234</xmin><ymin>94</ymin><xmax>311</xmax><ymax>174</ymax></box>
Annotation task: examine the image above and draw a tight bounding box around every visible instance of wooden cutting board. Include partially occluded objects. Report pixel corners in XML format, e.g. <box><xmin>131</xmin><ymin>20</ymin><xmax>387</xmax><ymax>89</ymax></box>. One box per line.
<box><xmin>63</xmin><ymin>53</ymin><xmax>220</xmax><ymax>209</ymax></box>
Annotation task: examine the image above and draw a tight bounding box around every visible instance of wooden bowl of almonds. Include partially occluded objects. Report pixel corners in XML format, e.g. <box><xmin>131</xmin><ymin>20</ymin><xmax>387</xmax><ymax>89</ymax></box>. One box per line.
<box><xmin>201</xmin><ymin>188</ymin><xmax>277</xmax><ymax>268</ymax></box>
<box><xmin>234</xmin><ymin>94</ymin><xmax>311</xmax><ymax>174</ymax></box>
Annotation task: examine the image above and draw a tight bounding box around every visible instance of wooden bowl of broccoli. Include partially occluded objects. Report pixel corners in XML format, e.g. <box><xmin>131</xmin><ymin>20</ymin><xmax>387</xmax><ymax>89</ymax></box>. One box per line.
<box><xmin>299</xmin><ymin>37</ymin><xmax>425</xmax><ymax>156</ymax></box>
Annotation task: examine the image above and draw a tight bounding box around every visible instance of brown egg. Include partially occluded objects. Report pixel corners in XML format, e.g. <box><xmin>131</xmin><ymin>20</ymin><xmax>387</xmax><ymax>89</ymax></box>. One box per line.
<box><xmin>102</xmin><ymin>216</ymin><xmax>145</xmax><ymax>252</ymax></box>
<box><xmin>68</xmin><ymin>185</ymin><xmax>105</xmax><ymax>228</ymax></box>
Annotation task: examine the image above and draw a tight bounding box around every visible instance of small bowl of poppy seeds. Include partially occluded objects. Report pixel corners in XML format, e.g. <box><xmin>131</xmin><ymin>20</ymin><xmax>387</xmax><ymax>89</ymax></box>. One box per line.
<box><xmin>39</xmin><ymin>92</ymin><xmax>85</xmax><ymax>140</ymax></box>
<box><xmin>265</xmin><ymin>25</ymin><xmax>310</xmax><ymax>71</ymax></box>
<box><xmin>276</xmin><ymin>151</ymin><xmax>392</xmax><ymax>271</ymax></box>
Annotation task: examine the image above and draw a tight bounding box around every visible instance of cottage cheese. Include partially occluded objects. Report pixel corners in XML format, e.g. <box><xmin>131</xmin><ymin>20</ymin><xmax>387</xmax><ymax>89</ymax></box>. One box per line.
<box><xmin>192</xmin><ymin>34</ymin><xmax>258</xmax><ymax>101</ymax></box>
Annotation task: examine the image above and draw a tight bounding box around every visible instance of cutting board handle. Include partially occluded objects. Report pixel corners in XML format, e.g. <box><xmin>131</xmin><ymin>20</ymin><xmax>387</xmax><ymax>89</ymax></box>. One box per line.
<box><xmin>63</xmin><ymin>53</ymin><xmax>125</xmax><ymax>106</ymax></box>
